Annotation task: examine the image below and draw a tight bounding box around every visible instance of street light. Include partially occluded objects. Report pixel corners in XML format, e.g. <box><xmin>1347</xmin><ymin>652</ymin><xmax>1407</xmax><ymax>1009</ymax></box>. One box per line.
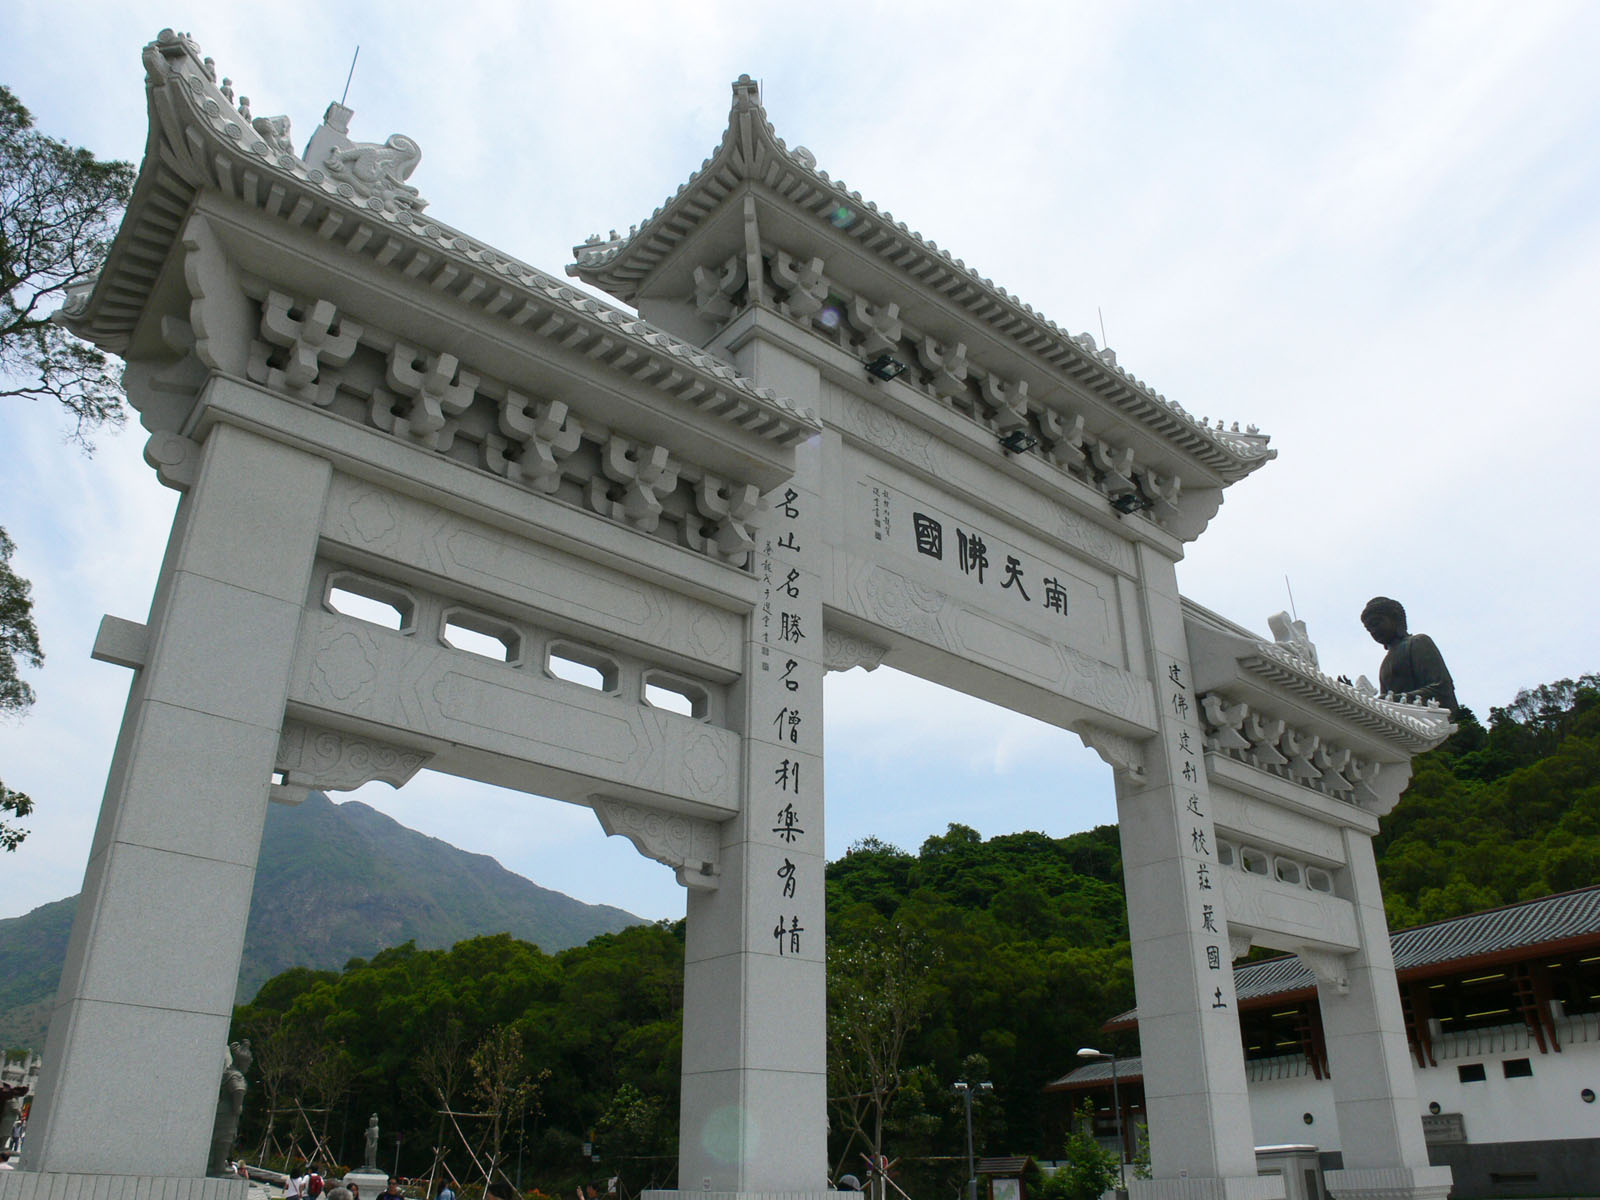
<box><xmin>952</xmin><ymin>1079</ymin><xmax>993</xmax><ymax>1200</ymax></box>
<box><xmin>1076</xmin><ymin>1048</ymin><xmax>1125</xmax><ymax>1194</ymax></box>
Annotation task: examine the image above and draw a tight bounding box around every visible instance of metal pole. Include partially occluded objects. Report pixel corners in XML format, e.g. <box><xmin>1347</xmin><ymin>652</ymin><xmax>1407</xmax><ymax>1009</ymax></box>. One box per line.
<box><xmin>962</xmin><ymin>1088</ymin><xmax>976</xmax><ymax>1200</ymax></box>
<box><xmin>1109</xmin><ymin>1056</ymin><xmax>1125</xmax><ymax>1193</ymax></box>
<box><xmin>516</xmin><ymin>1105</ymin><xmax>525</xmax><ymax>1189</ymax></box>
<box><xmin>393</xmin><ymin>1134</ymin><xmax>402</xmax><ymax>1180</ymax></box>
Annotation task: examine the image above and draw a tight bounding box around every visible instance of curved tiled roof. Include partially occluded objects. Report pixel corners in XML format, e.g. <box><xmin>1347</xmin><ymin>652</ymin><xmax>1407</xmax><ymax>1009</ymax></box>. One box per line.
<box><xmin>66</xmin><ymin>31</ymin><xmax>818</xmax><ymax>449</ymax></box>
<box><xmin>569</xmin><ymin>76</ymin><xmax>1274</xmax><ymax>485</ymax></box>
<box><xmin>1093</xmin><ymin>884</ymin><xmax>1600</xmax><ymax>1035</ymax></box>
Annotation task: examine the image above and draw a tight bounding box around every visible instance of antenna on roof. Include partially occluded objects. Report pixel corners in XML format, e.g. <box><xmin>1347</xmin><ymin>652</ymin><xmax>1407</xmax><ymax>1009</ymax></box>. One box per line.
<box><xmin>340</xmin><ymin>45</ymin><xmax>361</xmax><ymax>107</ymax></box>
<box><xmin>1285</xmin><ymin>575</ymin><xmax>1298</xmax><ymax>622</ymax></box>
<box><xmin>1098</xmin><ymin>306</ymin><xmax>1108</xmax><ymax>349</ymax></box>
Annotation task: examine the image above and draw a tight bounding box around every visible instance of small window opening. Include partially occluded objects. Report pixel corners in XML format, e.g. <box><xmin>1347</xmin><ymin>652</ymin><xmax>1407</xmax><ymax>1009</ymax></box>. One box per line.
<box><xmin>1457</xmin><ymin>1063</ymin><xmax>1487</xmax><ymax>1083</ymax></box>
<box><xmin>1240</xmin><ymin>847</ymin><xmax>1270</xmax><ymax>876</ymax></box>
<box><xmin>1502</xmin><ymin>1058</ymin><xmax>1533</xmax><ymax>1079</ymax></box>
<box><xmin>328</xmin><ymin>586</ymin><xmax>405</xmax><ymax>630</ymax></box>
<box><xmin>546</xmin><ymin>641</ymin><xmax>618</xmax><ymax>693</ymax></box>
<box><xmin>1217</xmin><ymin>841</ymin><xmax>1236</xmax><ymax>867</ymax></box>
<box><xmin>270</xmin><ymin>770</ymin><xmax>286</xmax><ymax>786</ymax></box>
<box><xmin>550</xmin><ymin>654</ymin><xmax>606</xmax><ymax>690</ymax></box>
<box><xmin>642</xmin><ymin>670</ymin><xmax>710</xmax><ymax>719</ymax></box>
<box><xmin>1306</xmin><ymin>867</ymin><xmax>1334</xmax><ymax>893</ymax></box>
<box><xmin>1275</xmin><ymin>858</ymin><xmax>1303</xmax><ymax>885</ymax></box>
<box><xmin>441</xmin><ymin>611</ymin><xmax>515</xmax><ymax>668</ymax></box>
<box><xmin>645</xmin><ymin>683</ymin><xmax>696</xmax><ymax>715</ymax></box>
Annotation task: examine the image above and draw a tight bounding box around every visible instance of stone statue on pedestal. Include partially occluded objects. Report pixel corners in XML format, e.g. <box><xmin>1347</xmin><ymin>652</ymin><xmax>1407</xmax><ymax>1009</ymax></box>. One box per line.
<box><xmin>1360</xmin><ymin>597</ymin><xmax>1459</xmax><ymax>713</ymax></box>
<box><xmin>363</xmin><ymin>1113</ymin><xmax>380</xmax><ymax>1170</ymax></box>
<box><xmin>208</xmin><ymin>1040</ymin><xmax>252</xmax><ymax>1176</ymax></box>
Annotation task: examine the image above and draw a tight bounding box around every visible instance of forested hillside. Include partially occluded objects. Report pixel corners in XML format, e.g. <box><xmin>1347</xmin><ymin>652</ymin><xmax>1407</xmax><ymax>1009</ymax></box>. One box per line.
<box><xmin>1376</xmin><ymin>674</ymin><xmax>1600</xmax><ymax>926</ymax></box>
<box><xmin>221</xmin><ymin>674</ymin><xmax>1600</xmax><ymax>1196</ymax></box>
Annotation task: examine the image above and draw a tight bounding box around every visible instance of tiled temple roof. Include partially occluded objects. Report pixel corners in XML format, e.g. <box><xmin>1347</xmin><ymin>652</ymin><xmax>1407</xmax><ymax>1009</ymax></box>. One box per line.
<box><xmin>570</xmin><ymin>76</ymin><xmax>1274</xmax><ymax>485</ymax></box>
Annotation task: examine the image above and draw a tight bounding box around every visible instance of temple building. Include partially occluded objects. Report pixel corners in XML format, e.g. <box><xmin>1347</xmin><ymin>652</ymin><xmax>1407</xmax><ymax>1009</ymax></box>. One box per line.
<box><xmin>1048</xmin><ymin>885</ymin><xmax>1600</xmax><ymax>1198</ymax></box>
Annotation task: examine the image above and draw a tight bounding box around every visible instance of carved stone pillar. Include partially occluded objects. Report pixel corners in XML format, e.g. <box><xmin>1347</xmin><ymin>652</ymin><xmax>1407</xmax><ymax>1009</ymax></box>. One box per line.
<box><xmin>1117</xmin><ymin>543</ymin><xmax>1281</xmax><ymax>1200</ymax></box>
<box><xmin>24</xmin><ymin>419</ymin><xmax>332</xmax><ymax>1180</ymax></box>
<box><xmin>1320</xmin><ymin>832</ymin><xmax>1452</xmax><ymax>1200</ymax></box>
<box><xmin>671</xmin><ymin>382</ymin><xmax>830</xmax><ymax>1195</ymax></box>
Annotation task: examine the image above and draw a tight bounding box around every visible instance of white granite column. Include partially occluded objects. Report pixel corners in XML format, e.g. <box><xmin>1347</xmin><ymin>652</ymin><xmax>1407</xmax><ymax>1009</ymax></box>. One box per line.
<box><xmin>672</xmin><ymin>427</ymin><xmax>829</xmax><ymax>1196</ymax></box>
<box><xmin>1119</xmin><ymin>545</ymin><xmax>1279</xmax><ymax>1200</ymax></box>
<box><xmin>1320</xmin><ymin>833</ymin><xmax>1453</xmax><ymax>1200</ymax></box>
<box><xmin>21</xmin><ymin>422</ymin><xmax>332</xmax><ymax>1183</ymax></box>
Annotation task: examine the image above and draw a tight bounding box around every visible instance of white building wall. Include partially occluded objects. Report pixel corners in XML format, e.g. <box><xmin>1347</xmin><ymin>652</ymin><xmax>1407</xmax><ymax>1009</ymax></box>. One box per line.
<box><xmin>1244</xmin><ymin>1014</ymin><xmax>1600</xmax><ymax>1152</ymax></box>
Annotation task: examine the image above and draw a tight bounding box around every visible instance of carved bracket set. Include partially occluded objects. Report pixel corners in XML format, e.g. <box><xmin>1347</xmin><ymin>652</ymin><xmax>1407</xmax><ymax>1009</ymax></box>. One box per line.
<box><xmin>272</xmin><ymin>717</ymin><xmax>432</xmax><ymax>805</ymax></box>
<box><xmin>1199</xmin><ymin>691</ymin><xmax>1391</xmax><ymax>811</ymax></box>
<box><xmin>243</xmin><ymin>282</ymin><xmax>767</xmax><ymax>568</ymax></box>
<box><xmin>694</xmin><ymin>246</ymin><xmax>1210</xmax><ymax>528</ymax></box>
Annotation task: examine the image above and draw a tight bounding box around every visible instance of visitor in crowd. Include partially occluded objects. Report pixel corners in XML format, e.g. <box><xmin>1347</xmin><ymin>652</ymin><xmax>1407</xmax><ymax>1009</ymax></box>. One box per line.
<box><xmin>382</xmin><ymin>1177</ymin><xmax>406</xmax><ymax>1200</ymax></box>
<box><xmin>286</xmin><ymin>1163</ymin><xmax>308</xmax><ymax>1200</ymax></box>
<box><xmin>327</xmin><ymin>1187</ymin><xmax>354</xmax><ymax>1200</ymax></box>
<box><xmin>349</xmin><ymin>1183</ymin><xmax>361</xmax><ymax>1200</ymax></box>
<box><xmin>435</xmin><ymin>1182</ymin><xmax>455</xmax><ymax>1200</ymax></box>
<box><xmin>307</xmin><ymin>1164</ymin><xmax>325</xmax><ymax>1198</ymax></box>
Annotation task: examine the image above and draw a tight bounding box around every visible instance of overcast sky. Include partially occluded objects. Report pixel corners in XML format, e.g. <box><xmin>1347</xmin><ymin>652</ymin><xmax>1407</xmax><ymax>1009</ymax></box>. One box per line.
<box><xmin>2</xmin><ymin>2</ymin><xmax>1597</xmax><ymax>926</ymax></box>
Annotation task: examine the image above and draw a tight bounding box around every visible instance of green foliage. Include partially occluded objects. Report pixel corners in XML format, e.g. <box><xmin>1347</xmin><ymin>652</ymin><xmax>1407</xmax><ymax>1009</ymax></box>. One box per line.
<box><xmin>1375</xmin><ymin>674</ymin><xmax>1600</xmax><ymax>926</ymax></box>
<box><xmin>0</xmin><ymin>527</ymin><xmax>42</xmax><ymax>849</ymax></box>
<box><xmin>1</xmin><ymin>84</ymin><xmax>133</xmax><ymax>444</ymax></box>
<box><xmin>826</xmin><ymin>825</ymin><xmax>1135</xmax><ymax>1197</ymax></box>
<box><xmin>231</xmin><ymin>925</ymin><xmax>685</xmax><ymax>1190</ymax></box>
<box><xmin>1038</xmin><ymin>1103</ymin><xmax>1120</xmax><ymax>1200</ymax></box>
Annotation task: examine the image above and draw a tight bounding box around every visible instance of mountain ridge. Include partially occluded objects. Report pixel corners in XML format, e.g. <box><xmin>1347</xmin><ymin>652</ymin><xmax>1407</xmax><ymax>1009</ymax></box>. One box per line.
<box><xmin>0</xmin><ymin>791</ymin><xmax>640</xmax><ymax>1050</ymax></box>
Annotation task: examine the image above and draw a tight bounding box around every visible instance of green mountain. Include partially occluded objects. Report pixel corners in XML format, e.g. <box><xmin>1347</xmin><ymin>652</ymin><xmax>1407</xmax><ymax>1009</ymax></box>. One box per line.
<box><xmin>0</xmin><ymin>792</ymin><xmax>639</xmax><ymax>1050</ymax></box>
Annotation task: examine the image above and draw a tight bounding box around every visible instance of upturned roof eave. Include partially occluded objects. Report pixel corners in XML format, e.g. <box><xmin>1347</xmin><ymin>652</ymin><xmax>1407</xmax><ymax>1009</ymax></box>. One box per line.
<box><xmin>1183</xmin><ymin>599</ymin><xmax>1455</xmax><ymax>757</ymax></box>
<box><xmin>63</xmin><ymin>31</ymin><xmax>820</xmax><ymax>451</ymax></box>
<box><xmin>569</xmin><ymin>76</ymin><xmax>1275</xmax><ymax>484</ymax></box>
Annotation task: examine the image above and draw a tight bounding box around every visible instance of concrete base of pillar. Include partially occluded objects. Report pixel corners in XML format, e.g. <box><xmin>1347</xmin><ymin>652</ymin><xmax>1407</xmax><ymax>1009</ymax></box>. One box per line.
<box><xmin>1129</xmin><ymin>1177</ymin><xmax>1287</xmax><ymax>1200</ymax></box>
<box><xmin>0</xmin><ymin>1173</ymin><xmax>250</xmax><ymax>1200</ymax></box>
<box><xmin>344</xmin><ymin>1172</ymin><xmax>389</xmax><ymax>1196</ymax></box>
<box><xmin>1323</xmin><ymin>1166</ymin><xmax>1453</xmax><ymax>1200</ymax></box>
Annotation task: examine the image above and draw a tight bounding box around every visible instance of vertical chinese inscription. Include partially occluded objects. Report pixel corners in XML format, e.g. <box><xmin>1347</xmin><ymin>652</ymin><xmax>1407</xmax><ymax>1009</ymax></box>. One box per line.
<box><xmin>759</xmin><ymin>474</ymin><xmax>824</xmax><ymax>962</ymax></box>
<box><xmin>1166</xmin><ymin>660</ymin><xmax>1235</xmax><ymax>1010</ymax></box>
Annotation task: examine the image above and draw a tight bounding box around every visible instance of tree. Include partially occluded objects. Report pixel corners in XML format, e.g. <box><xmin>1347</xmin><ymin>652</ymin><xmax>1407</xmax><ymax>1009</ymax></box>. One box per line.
<box><xmin>826</xmin><ymin>919</ymin><xmax>935</xmax><ymax>1181</ymax></box>
<box><xmin>1037</xmin><ymin>1100</ymin><xmax>1120</xmax><ymax>1200</ymax></box>
<box><xmin>1</xmin><ymin>84</ymin><xmax>133</xmax><ymax>444</ymax></box>
<box><xmin>0</xmin><ymin>527</ymin><xmax>42</xmax><ymax>850</ymax></box>
<box><xmin>1</xmin><ymin>84</ymin><xmax>134</xmax><ymax>849</ymax></box>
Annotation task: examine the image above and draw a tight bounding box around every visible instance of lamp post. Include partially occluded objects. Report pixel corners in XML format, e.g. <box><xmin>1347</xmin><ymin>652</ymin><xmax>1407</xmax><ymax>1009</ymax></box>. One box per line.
<box><xmin>952</xmin><ymin>1079</ymin><xmax>993</xmax><ymax>1200</ymax></box>
<box><xmin>1076</xmin><ymin>1048</ymin><xmax>1125</xmax><ymax>1194</ymax></box>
